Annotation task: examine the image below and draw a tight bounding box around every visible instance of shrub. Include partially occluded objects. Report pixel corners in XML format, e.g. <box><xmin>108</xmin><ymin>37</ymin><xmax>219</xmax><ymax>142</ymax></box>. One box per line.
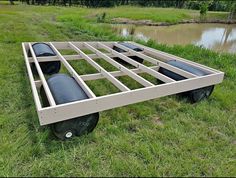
<box><xmin>96</xmin><ymin>12</ymin><xmax>106</xmax><ymax>23</ymax></box>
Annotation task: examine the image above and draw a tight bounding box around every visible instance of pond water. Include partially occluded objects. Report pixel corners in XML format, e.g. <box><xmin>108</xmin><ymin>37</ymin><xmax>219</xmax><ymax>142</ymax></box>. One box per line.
<box><xmin>113</xmin><ymin>23</ymin><xmax>236</xmax><ymax>53</ymax></box>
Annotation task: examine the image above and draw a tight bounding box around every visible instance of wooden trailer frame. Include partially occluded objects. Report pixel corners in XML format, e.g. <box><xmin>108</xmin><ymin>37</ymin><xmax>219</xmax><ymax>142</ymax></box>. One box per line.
<box><xmin>22</xmin><ymin>41</ymin><xmax>224</xmax><ymax>126</ymax></box>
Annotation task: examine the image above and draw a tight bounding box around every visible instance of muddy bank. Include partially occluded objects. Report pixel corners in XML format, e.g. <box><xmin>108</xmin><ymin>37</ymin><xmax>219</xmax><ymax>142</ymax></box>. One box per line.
<box><xmin>111</xmin><ymin>17</ymin><xmax>236</xmax><ymax>26</ymax></box>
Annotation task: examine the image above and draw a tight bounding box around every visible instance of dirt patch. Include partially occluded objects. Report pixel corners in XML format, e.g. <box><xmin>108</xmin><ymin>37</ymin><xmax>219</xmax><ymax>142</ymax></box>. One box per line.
<box><xmin>153</xmin><ymin>117</ymin><xmax>164</xmax><ymax>126</ymax></box>
<box><xmin>111</xmin><ymin>17</ymin><xmax>236</xmax><ymax>26</ymax></box>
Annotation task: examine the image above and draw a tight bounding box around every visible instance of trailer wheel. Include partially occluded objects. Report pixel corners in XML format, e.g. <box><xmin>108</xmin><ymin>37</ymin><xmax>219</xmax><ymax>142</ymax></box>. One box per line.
<box><xmin>188</xmin><ymin>85</ymin><xmax>214</xmax><ymax>103</ymax></box>
<box><xmin>51</xmin><ymin>125</ymin><xmax>76</xmax><ymax>140</ymax></box>
<box><xmin>51</xmin><ymin>113</ymin><xmax>99</xmax><ymax>140</ymax></box>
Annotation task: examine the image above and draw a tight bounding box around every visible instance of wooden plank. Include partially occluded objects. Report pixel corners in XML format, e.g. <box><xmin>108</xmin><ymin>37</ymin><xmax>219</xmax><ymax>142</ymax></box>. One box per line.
<box><xmin>83</xmin><ymin>42</ymin><xmax>154</xmax><ymax>87</ymax></box>
<box><xmin>28</xmin><ymin>43</ymin><xmax>56</xmax><ymax>106</ymax></box>
<box><xmin>33</xmin><ymin>66</ymin><xmax>159</xmax><ymax>83</ymax></box>
<box><xmin>22</xmin><ymin>43</ymin><xmax>42</xmax><ymax>109</ymax></box>
<box><xmin>113</xmin><ymin>42</ymin><xmax>197</xmax><ymax>79</ymax></box>
<box><xmin>81</xmin><ymin>66</ymin><xmax>158</xmax><ymax>81</ymax></box>
<box><xmin>39</xmin><ymin>72</ymin><xmax>224</xmax><ymax>125</ymax></box>
<box><xmin>28</xmin><ymin>52</ymin><xmax>131</xmax><ymax>62</ymax></box>
<box><xmin>98</xmin><ymin>42</ymin><xmax>175</xmax><ymax>83</ymax></box>
<box><xmin>129</xmin><ymin>41</ymin><xmax>219</xmax><ymax>74</ymax></box>
<box><xmin>69</xmin><ymin>42</ymin><xmax>130</xmax><ymax>92</ymax></box>
<box><xmin>49</xmin><ymin>42</ymin><xmax>96</xmax><ymax>98</ymax></box>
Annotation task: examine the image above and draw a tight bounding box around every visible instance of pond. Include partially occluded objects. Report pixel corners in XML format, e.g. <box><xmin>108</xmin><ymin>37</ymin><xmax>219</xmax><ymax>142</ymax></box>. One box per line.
<box><xmin>113</xmin><ymin>23</ymin><xmax>236</xmax><ymax>53</ymax></box>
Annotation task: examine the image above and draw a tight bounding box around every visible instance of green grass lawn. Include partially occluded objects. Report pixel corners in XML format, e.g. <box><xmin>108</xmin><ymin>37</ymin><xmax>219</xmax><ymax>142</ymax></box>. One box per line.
<box><xmin>0</xmin><ymin>4</ymin><xmax>235</xmax><ymax>177</ymax></box>
<box><xmin>88</xmin><ymin>6</ymin><xmax>193</xmax><ymax>23</ymax></box>
<box><xmin>86</xmin><ymin>6</ymin><xmax>228</xmax><ymax>23</ymax></box>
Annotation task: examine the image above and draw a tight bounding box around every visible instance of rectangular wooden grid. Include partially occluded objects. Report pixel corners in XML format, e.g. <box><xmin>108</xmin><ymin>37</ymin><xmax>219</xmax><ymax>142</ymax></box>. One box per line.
<box><xmin>22</xmin><ymin>41</ymin><xmax>224</xmax><ymax>125</ymax></box>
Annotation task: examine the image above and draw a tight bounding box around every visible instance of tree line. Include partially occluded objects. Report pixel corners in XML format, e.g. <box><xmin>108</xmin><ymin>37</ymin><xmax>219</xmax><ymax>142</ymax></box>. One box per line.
<box><xmin>12</xmin><ymin>0</ymin><xmax>236</xmax><ymax>15</ymax></box>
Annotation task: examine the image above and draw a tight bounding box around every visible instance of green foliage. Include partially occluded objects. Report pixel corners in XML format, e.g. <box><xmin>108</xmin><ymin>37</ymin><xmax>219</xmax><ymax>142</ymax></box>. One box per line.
<box><xmin>15</xmin><ymin>0</ymin><xmax>236</xmax><ymax>13</ymax></box>
<box><xmin>200</xmin><ymin>2</ymin><xmax>208</xmax><ymax>16</ymax></box>
<box><xmin>96</xmin><ymin>12</ymin><xmax>106</xmax><ymax>23</ymax></box>
<box><xmin>227</xmin><ymin>1</ymin><xmax>236</xmax><ymax>19</ymax></box>
<box><xmin>0</xmin><ymin>4</ymin><xmax>235</xmax><ymax>177</ymax></box>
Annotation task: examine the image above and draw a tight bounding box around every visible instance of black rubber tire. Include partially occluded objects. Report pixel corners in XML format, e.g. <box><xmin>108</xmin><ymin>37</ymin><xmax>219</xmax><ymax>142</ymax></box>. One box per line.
<box><xmin>112</xmin><ymin>42</ymin><xmax>144</xmax><ymax>65</ymax></box>
<box><xmin>188</xmin><ymin>85</ymin><xmax>214</xmax><ymax>103</ymax></box>
<box><xmin>28</xmin><ymin>43</ymin><xmax>61</xmax><ymax>75</ymax></box>
<box><xmin>158</xmin><ymin>60</ymin><xmax>215</xmax><ymax>103</ymax></box>
<box><xmin>113</xmin><ymin>56</ymin><xmax>143</xmax><ymax>65</ymax></box>
<box><xmin>31</xmin><ymin>62</ymin><xmax>61</xmax><ymax>75</ymax></box>
<box><xmin>51</xmin><ymin>113</ymin><xmax>99</xmax><ymax>140</ymax></box>
<box><xmin>40</xmin><ymin>74</ymin><xmax>99</xmax><ymax>140</ymax></box>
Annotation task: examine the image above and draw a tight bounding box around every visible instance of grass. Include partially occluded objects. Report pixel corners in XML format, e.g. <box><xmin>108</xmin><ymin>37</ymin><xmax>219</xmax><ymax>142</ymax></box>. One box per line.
<box><xmin>89</xmin><ymin>6</ymin><xmax>193</xmax><ymax>23</ymax></box>
<box><xmin>87</xmin><ymin>6</ymin><xmax>228</xmax><ymax>23</ymax></box>
<box><xmin>0</xmin><ymin>4</ymin><xmax>236</xmax><ymax>177</ymax></box>
<box><xmin>0</xmin><ymin>0</ymin><xmax>18</xmax><ymax>5</ymax></box>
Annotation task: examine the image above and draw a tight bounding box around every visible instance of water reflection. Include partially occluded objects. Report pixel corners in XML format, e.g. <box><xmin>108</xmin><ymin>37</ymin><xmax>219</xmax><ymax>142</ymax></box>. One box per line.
<box><xmin>114</xmin><ymin>23</ymin><xmax>236</xmax><ymax>53</ymax></box>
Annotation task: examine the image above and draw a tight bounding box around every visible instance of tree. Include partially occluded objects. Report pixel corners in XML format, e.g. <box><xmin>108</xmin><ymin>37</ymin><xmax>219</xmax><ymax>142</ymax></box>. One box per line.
<box><xmin>9</xmin><ymin>0</ymin><xmax>14</xmax><ymax>5</ymax></box>
<box><xmin>228</xmin><ymin>1</ymin><xmax>236</xmax><ymax>20</ymax></box>
<box><xmin>200</xmin><ymin>1</ymin><xmax>209</xmax><ymax>16</ymax></box>
<box><xmin>175</xmin><ymin>0</ymin><xmax>186</xmax><ymax>8</ymax></box>
<box><xmin>18</xmin><ymin>0</ymin><xmax>236</xmax><ymax>12</ymax></box>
